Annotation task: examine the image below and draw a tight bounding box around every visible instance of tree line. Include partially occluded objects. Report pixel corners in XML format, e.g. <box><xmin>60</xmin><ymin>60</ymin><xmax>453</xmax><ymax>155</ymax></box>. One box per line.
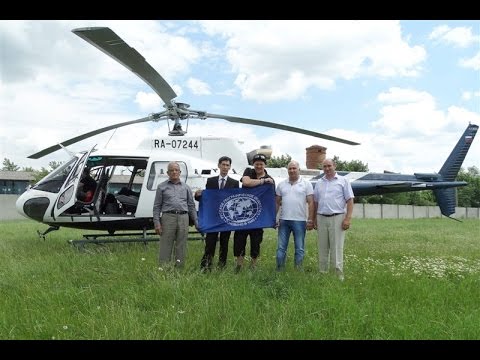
<box><xmin>2</xmin><ymin>158</ymin><xmax>62</xmax><ymax>184</ymax></box>
<box><xmin>3</xmin><ymin>156</ymin><xmax>479</xmax><ymax>208</ymax></box>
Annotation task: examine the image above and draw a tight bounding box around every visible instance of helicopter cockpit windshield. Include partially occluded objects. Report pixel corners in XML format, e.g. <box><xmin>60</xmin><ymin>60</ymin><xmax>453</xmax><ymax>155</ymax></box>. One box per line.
<box><xmin>32</xmin><ymin>156</ymin><xmax>79</xmax><ymax>193</ymax></box>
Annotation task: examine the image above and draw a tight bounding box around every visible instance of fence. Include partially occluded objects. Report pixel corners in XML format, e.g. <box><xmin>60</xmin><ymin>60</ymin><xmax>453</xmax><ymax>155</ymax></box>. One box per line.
<box><xmin>352</xmin><ymin>203</ymin><xmax>479</xmax><ymax>219</ymax></box>
<box><xmin>2</xmin><ymin>195</ymin><xmax>479</xmax><ymax>221</ymax></box>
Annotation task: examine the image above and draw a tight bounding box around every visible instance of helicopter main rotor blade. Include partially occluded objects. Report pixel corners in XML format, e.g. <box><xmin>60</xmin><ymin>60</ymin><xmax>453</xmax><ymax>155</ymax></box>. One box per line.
<box><xmin>28</xmin><ymin>113</ymin><xmax>167</xmax><ymax>159</ymax></box>
<box><xmin>72</xmin><ymin>27</ymin><xmax>177</xmax><ymax>105</ymax></box>
<box><xmin>205</xmin><ymin>113</ymin><xmax>360</xmax><ymax>146</ymax></box>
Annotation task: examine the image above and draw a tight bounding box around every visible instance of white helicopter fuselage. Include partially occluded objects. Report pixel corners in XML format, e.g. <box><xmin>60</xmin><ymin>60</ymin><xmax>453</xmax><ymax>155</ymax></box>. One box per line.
<box><xmin>16</xmin><ymin>136</ymin><xmax>278</xmax><ymax>232</ymax></box>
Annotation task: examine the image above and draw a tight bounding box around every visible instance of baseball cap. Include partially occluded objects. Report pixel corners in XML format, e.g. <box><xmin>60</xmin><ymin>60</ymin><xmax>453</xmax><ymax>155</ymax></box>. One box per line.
<box><xmin>252</xmin><ymin>154</ymin><xmax>267</xmax><ymax>163</ymax></box>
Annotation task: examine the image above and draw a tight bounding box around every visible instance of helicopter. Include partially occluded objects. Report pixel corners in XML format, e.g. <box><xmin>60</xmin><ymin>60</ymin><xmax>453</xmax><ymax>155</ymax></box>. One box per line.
<box><xmin>15</xmin><ymin>27</ymin><xmax>477</xmax><ymax>244</ymax></box>
<box><xmin>14</xmin><ymin>26</ymin><xmax>359</xmax><ymax>244</ymax></box>
<box><xmin>310</xmin><ymin>122</ymin><xmax>478</xmax><ymax>219</ymax></box>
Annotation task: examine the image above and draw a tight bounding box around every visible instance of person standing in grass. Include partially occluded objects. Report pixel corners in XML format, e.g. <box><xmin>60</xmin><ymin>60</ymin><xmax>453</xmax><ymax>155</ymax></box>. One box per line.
<box><xmin>153</xmin><ymin>161</ymin><xmax>199</xmax><ymax>268</ymax></box>
<box><xmin>275</xmin><ymin>160</ymin><xmax>315</xmax><ymax>271</ymax></box>
<box><xmin>313</xmin><ymin>158</ymin><xmax>354</xmax><ymax>281</ymax></box>
<box><xmin>233</xmin><ymin>153</ymin><xmax>275</xmax><ymax>272</ymax></box>
<box><xmin>195</xmin><ymin>156</ymin><xmax>240</xmax><ymax>272</ymax></box>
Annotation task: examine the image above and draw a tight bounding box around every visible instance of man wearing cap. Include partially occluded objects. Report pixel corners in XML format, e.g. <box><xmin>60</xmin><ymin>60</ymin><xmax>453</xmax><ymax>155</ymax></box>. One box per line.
<box><xmin>233</xmin><ymin>153</ymin><xmax>275</xmax><ymax>272</ymax></box>
<box><xmin>195</xmin><ymin>156</ymin><xmax>240</xmax><ymax>272</ymax></box>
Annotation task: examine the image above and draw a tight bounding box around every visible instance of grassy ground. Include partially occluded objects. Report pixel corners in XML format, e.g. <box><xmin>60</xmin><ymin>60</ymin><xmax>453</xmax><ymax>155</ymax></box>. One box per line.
<box><xmin>0</xmin><ymin>218</ymin><xmax>479</xmax><ymax>339</ymax></box>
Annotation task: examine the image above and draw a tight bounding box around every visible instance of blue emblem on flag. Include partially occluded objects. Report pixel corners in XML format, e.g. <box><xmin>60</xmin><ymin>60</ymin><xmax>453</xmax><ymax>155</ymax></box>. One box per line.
<box><xmin>198</xmin><ymin>185</ymin><xmax>276</xmax><ymax>233</ymax></box>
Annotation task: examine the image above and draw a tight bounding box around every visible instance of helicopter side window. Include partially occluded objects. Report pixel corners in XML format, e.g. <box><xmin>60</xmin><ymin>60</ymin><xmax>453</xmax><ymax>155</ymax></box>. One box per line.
<box><xmin>147</xmin><ymin>161</ymin><xmax>188</xmax><ymax>190</ymax></box>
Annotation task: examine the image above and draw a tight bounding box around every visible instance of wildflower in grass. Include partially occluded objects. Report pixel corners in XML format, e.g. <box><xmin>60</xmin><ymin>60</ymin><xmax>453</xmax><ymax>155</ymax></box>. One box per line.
<box><xmin>354</xmin><ymin>254</ymin><xmax>479</xmax><ymax>279</ymax></box>
<box><xmin>177</xmin><ymin>310</ymin><xmax>185</xmax><ymax>314</ymax></box>
<box><xmin>63</xmin><ymin>325</ymin><xmax>68</xmax><ymax>330</ymax></box>
<box><xmin>141</xmin><ymin>257</ymin><xmax>146</xmax><ymax>261</ymax></box>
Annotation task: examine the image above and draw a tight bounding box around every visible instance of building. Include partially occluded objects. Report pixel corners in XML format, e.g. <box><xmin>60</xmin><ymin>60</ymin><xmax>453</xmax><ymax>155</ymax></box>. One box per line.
<box><xmin>0</xmin><ymin>171</ymin><xmax>35</xmax><ymax>195</ymax></box>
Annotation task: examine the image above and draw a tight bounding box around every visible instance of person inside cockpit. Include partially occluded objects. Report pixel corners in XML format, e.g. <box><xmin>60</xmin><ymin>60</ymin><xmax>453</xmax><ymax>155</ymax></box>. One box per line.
<box><xmin>77</xmin><ymin>167</ymin><xmax>97</xmax><ymax>202</ymax></box>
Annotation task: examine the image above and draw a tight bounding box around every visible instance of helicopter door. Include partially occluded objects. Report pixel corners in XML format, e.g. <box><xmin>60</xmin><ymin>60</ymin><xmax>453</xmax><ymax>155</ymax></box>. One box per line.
<box><xmin>53</xmin><ymin>146</ymin><xmax>96</xmax><ymax>219</ymax></box>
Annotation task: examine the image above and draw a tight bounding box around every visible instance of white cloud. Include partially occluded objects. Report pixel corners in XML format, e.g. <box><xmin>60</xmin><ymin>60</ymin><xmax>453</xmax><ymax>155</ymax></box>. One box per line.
<box><xmin>186</xmin><ymin>77</ymin><xmax>211</xmax><ymax>95</ymax></box>
<box><xmin>429</xmin><ymin>25</ymin><xmax>480</xmax><ymax>48</ymax></box>
<box><xmin>135</xmin><ymin>91</ymin><xmax>163</xmax><ymax>112</ymax></box>
<box><xmin>1</xmin><ymin>20</ymin><xmax>478</xmax><ymax>178</ymax></box>
<box><xmin>461</xmin><ymin>90</ymin><xmax>480</xmax><ymax>101</ymax></box>
<box><xmin>372</xmin><ymin>87</ymin><xmax>447</xmax><ymax>135</ymax></box>
<box><xmin>198</xmin><ymin>20</ymin><xmax>426</xmax><ymax>102</ymax></box>
<box><xmin>462</xmin><ymin>91</ymin><xmax>473</xmax><ymax>101</ymax></box>
<box><xmin>459</xmin><ymin>51</ymin><xmax>480</xmax><ymax>70</ymax></box>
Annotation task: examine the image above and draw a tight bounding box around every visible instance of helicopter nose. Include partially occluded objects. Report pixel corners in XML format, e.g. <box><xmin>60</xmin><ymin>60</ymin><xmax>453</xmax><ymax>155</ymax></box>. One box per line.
<box><xmin>16</xmin><ymin>192</ymin><xmax>50</xmax><ymax>222</ymax></box>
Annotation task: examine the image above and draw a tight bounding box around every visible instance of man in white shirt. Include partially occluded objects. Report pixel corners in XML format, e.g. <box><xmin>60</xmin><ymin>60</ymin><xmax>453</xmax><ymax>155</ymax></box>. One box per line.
<box><xmin>313</xmin><ymin>158</ymin><xmax>354</xmax><ymax>280</ymax></box>
<box><xmin>275</xmin><ymin>160</ymin><xmax>315</xmax><ymax>271</ymax></box>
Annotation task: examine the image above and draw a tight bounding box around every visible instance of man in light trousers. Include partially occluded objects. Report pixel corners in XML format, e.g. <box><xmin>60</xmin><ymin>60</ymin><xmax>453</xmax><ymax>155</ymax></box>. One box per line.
<box><xmin>313</xmin><ymin>158</ymin><xmax>354</xmax><ymax>280</ymax></box>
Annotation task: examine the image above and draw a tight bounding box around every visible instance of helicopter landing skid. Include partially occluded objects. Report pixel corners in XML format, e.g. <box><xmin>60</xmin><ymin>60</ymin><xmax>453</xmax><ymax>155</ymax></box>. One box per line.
<box><xmin>37</xmin><ymin>226</ymin><xmax>60</xmax><ymax>240</ymax></box>
<box><xmin>68</xmin><ymin>230</ymin><xmax>204</xmax><ymax>249</ymax></box>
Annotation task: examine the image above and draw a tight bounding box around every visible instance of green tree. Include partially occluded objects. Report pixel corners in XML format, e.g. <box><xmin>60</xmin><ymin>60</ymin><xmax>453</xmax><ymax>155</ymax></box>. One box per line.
<box><xmin>332</xmin><ymin>155</ymin><xmax>369</xmax><ymax>172</ymax></box>
<box><xmin>267</xmin><ymin>154</ymin><xmax>291</xmax><ymax>168</ymax></box>
<box><xmin>408</xmin><ymin>191</ymin><xmax>436</xmax><ymax>206</ymax></box>
<box><xmin>456</xmin><ymin>166</ymin><xmax>480</xmax><ymax>207</ymax></box>
<box><xmin>2</xmin><ymin>158</ymin><xmax>19</xmax><ymax>171</ymax></box>
<box><xmin>48</xmin><ymin>161</ymin><xmax>62</xmax><ymax>171</ymax></box>
<box><xmin>31</xmin><ymin>161</ymin><xmax>64</xmax><ymax>184</ymax></box>
<box><xmin>331</xmin><ymin>156</ymin><xmax>369</xmax><ymax>203</ymax></box>
<box><xmin>22</xmin><ymin>166</ymin><xmax>35</xmax><ymax>172</ymax></box>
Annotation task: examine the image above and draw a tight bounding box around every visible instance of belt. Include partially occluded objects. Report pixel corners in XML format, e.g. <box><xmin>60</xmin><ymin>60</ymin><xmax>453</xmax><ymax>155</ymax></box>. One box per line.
<box><xmin>320</xmin><ymin>213</ymin><xmax>343</xmax><ymax>217</ymax></box>
<box><xmin>163</xmin><ymin>210</ymin><xmax>188</xmax><ymax>214</ymax></box>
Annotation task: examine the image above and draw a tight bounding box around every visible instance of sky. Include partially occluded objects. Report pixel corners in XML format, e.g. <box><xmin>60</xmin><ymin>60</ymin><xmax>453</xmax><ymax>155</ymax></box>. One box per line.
<box><xmin>1</xmin><ymin>20</ymin><xmax>479</xmax><ymax>174</ymax></box>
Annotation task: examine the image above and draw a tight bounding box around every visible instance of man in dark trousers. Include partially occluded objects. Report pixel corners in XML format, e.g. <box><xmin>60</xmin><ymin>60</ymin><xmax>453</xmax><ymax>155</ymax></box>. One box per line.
<box><xmin>233</xmin><ymin>153</ymin><xmax>275</xmax><ymax>272</ymax></box>
<box><xmin>195</xmin><ymin>156</ymin><xmax>240</xmax><ymax>271</ymax></box>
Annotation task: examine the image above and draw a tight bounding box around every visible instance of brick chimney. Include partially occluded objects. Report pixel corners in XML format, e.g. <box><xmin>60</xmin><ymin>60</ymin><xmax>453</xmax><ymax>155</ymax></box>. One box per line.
<box><xmin>305</xmin><ymin>145</ymin><xmax>327</xmax><ymax>169</ymax></box>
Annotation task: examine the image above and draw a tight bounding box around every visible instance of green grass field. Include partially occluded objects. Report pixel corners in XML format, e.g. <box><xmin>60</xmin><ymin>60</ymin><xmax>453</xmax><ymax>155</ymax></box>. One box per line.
<box><xmin>0</xmin><ymin>218</ymin><xmax>479</xmax><ymax>339</ymax></box>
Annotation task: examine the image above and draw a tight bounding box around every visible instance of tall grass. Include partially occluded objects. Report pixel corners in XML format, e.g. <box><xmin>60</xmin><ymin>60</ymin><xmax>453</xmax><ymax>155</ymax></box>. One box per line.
<box><xmin>0</xmin><ymin>219</ymin><xmax>479</xmax><ymax>339</ymax></box>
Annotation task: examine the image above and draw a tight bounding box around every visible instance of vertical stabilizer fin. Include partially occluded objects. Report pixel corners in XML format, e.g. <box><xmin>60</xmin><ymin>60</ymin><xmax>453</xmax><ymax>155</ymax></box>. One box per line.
<box><xmin>439</xmin><ymin>124</ymin><xmax>478</xmax><ymax>181</ymax></box>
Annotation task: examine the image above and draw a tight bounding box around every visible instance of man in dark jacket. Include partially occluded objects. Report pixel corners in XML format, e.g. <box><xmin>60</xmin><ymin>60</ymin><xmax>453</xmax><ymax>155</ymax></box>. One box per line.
<box><xmin>195</xmin><ymin>156</ymin><xmax>240</xmax><ymax>271</ymax></box>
